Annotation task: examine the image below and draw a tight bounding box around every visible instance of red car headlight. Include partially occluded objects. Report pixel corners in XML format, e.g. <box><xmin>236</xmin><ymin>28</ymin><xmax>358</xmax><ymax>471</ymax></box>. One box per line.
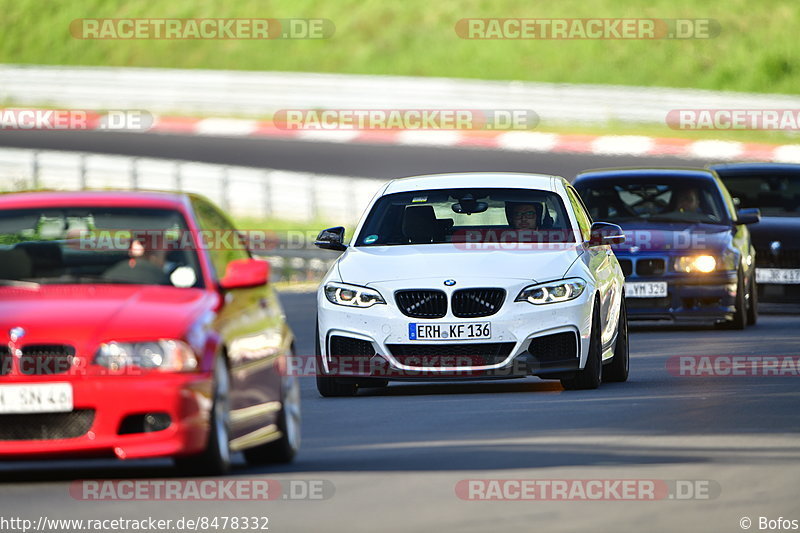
<box><xmin>94</xmin><ymin>340</ymin><xmax>199</xmax><ymax>372</ymax></box>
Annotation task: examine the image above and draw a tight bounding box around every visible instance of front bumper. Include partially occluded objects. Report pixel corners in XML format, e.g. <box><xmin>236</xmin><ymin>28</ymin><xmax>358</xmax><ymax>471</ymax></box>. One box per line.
<box><xmin>0</xmin><ymin>373</ymin><xmax>213</xmax><ymax>460</ymax></box>
<box><xmin>317</xmin><ymin>282</ymin><xmax>593</xmax><ymax>380</ymax></box>
<box><xmin>625</xmin><ymin>272</ymin><xmax>738</xmax><ymax>324</ymax></box>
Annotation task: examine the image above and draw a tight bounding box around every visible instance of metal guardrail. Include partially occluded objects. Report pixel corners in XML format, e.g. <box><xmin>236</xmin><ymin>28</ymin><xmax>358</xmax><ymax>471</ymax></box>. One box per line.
<box><xmin>3</xmin><ymin>65</ymin><xmax>800</xmax><ymax>126</ymax></box>
<box><xmin>0</xmin><ymin>147</ymin><xmax>364</xmax><ymax>283</ymax></box>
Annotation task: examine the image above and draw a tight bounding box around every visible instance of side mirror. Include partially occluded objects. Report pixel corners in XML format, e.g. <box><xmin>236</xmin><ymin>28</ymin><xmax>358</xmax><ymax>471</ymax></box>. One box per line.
<box><xmin>735</xmin><ymin>208</ymin><xmax>761</xmax><ymax>225</ymax></box>
<box><xmin>219</xmin><ymin>258</ymin><xmax>269</xmax><ymax>290</ymax></box>
<box><xmin>588</xmin><ymin>222</ymin><xmax>626</xmax><ymax>246</ymax></box>
<box><xmin>315</xmin><ymin>226</ymin><xmax>347</xmax><ymax>251</ymax></box>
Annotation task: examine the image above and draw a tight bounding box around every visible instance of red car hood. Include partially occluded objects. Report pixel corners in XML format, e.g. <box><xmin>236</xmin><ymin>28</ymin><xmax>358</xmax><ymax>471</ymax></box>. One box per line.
<box><xmin>0</xmin><ymin>284</ymin><xmax>218</xmax><ymax>351</ymax></box>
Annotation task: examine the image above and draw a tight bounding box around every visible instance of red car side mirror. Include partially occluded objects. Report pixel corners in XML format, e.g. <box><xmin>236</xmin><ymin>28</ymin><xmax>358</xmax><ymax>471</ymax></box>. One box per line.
<box><xmin>219</xmin><ymin>258</ymin><xmax>270</xmax><ymax>290</ymax></box>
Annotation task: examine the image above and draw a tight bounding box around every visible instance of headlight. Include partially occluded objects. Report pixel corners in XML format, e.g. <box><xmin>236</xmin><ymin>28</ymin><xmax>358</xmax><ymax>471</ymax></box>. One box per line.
<box><xmin>94</xmin><ymin>340</ymin><xmax>198</xmax><ymax>372</ymax></box>
<box><xmin>324</xmin><ymin>282</ymin><xmax>386</xmax><ymax>308</ymax></box>
<box><xmin>516</xmin><ymin>278</ymin><xmax>586</xmax><ymax>305</ymax></box>
<box><xmin>674</xmin><ymin>255</ymin><xmax>717</xmax><ymax>273</ymax></box>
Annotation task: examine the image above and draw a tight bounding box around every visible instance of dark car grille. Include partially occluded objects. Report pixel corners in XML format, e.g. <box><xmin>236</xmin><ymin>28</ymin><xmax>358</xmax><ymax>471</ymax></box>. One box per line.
<box><xmin>627</xmin><ymin>296</ymin><xmax>671</xmax><ymax>309</ymax></box>
<box><xmin>395</xmin><ymin>290</ymin><xmax>448</xmax><ymax>318</ymax></box>
<box><xmin>329</xmin><ymin>336</ymin><xmax>375</xmax><ymax>357</ymax></box>
<box><xmin>636</xmin><ymin>258</ymin><xmax>666</xmax><ymax>276</ymax></box>
<box><xmin>451</xmin><ymin>289</ymin><xmax>506</xmax><ymax>318</ymax></box>
<box><xmin>387</xmin><ymin>342</ymin><xmax>515</xmax><ymax>367</ymax></box>
<box><xmin>19</xmin><ymin>345</ymin><xmax>75</xmax><ymax>376</ymax></box>
<box><xmin>618</xmin><ymin>259</ymin><xmax>633</xmax><ymax>277</ymax></box>
<box><xmin>0</xmin><ymin>410</ymin><xmax>95</xmax><ymax>441</ymax></box>
<box><xmin>528</xmin><ymin>332</ymin><xmax>579</xmax><ymax>363</ymax></box>
<box><xmin>755</xmin><ymin>249</ymin><xmax>800</xmax><ymax>269</ymax></box>
<box><xmin>0</xmin><ymin>346</ymin><xmax>10</xmax><ymax>376</ymax></box>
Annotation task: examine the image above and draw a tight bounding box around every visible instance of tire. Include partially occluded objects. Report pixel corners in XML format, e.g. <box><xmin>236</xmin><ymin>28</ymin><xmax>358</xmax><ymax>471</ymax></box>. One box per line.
<box><xmin>747</xmin><ymin>272</ymin><xmax>758</xmax><ymax>326</ymax></box>
<box><xmin>603</xmin><ymin>298</ymin><xmax>629</xmax><ymax>383</ymax></box>
<box><xmin>244</xmin><ymin>368</ymin><xmax>301</xmax><ymax>465</ymax></box>
<box><xmin>561</xmin><ymin>299</ymin><xmax>602</xmax><ymax>390</ymax></box>
<box><xmin>726</xmin><ymin>270</ymin><xmax>748</xmax><ymax>330</ymax></box>
<box><xmin>175</xmin><ymin>355</ymin><xmax>232</xmax><ymax>475</ymax></box>
<box><xmin>315</xmin><ymin>320</ymin><xmax>358</xmax><ymax>397</ymax></box>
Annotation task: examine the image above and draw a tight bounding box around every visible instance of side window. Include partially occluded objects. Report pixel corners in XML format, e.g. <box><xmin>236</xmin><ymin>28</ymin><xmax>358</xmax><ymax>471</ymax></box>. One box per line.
<box><xmin>566</xmin><ymin>187</ymin><xmax>592</xmax><ymax>241</ymax></box>
<box><xmin>191</xmin><ymin>199</ymin><xmax>249</xmax><ymax>281</ymax></box>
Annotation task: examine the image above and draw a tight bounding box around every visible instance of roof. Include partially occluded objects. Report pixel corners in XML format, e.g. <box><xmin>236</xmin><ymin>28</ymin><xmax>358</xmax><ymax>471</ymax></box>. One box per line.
<box><xmin>382</xmin><ymin>172</ymin><xmax>562</xmax><ymax>195</ymax></box>
<box><xmin>709</xmin><ymin>162</ymin><xmax>800</xmax><ymax>175</ymax></box>
<box><xmin>0</xmin><ymin>190</ymin><xmax>195</xmax><ymax>211</ymax></box>
<box><xmin>574</xmin><ymin>167</ymin><xmax>718</xmax><ymax>182</ymax></box>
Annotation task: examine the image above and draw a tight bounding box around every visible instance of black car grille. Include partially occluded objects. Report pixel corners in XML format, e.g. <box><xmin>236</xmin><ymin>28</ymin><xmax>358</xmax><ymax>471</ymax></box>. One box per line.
<box><xmin>636</xmin><ymin>258</ymin><xmax>666</xmax><ymax>276</ymax></box>
<box><xmin>755</xmin><ymin>249</ymin><xmax>800</xmax><ymax>269</ymax></box>
<box><xmin>527</xmin><ymin>332</ymin><xmax>579</xmax><ymax>363</ymax></box>
<box><xmin>19</xmin><ymin>345</ymin><xmax>76</xmax><ymax>376</ymax></box>
<box><xmin>0</xmin><ymin>345</ymin><xmax>10</xmax><ymax>376</ymax></box>
<box><xmin>329</xmin><ymin>336</ymin><xmax>375</xmax><ymax>357</ymax></box>
<box><xmin>395</xmin><ymin>290</ymin><xmax>448</xmax><ymax>318</ymax></box>
<box><xmin>0</xmin><ymin>410</ymin><xmax>95</xmax><ymax>441</ymax></box>
<box><xmin>386</xmin><ymin>342</ymin><xmax>515</xmax><ymax>367</ymax></box>
<box><xmin>451</xmin><ymin>289</ymin><xmax>506</xmax><ymax>318</ymax></box>
<box><xmin>618</xmin><ymin>259</ymin><xmax>633</xmax><ymax>277</ymax></box>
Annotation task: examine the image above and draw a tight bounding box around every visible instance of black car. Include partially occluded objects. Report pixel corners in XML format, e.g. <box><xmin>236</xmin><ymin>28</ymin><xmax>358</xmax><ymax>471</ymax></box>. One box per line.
<box><xmin>574</xmin><ymin>167</ymin><xmax>760</xmax><ymax>328</ymax></box>
<box><xmin>710</xmin><ymin>163</ymin><xmax>800</xmax><ymax>305</ymax></box>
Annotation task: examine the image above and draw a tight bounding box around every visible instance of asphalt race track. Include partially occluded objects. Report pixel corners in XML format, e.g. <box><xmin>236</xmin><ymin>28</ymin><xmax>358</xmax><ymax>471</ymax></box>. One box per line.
<box><xmin>0</xmin><ymin>133</ymin><xmax>798</xmax><ymax>532</ymax></box>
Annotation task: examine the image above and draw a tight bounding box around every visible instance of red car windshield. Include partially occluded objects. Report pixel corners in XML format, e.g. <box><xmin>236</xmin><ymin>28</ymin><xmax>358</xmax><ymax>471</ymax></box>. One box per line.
<box><xmin>0</xmin><ymin>207</ymin><xmax>203</xmax><ymax>288</ymax></box>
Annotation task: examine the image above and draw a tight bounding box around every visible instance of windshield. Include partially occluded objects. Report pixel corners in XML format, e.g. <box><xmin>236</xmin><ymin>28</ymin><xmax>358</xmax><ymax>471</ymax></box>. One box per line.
<box><xmin>0</xmin><ymin>207</ymin><xmax>203</xmax><ymax>288</ymax></box>
<box><xmin>716</xmin><ymin>170</ymin><xmax>800</xmax><ymax>217</ymax></box>
<box><xmin>575</xmin><ymin>177</ymin><xmax>729</xmax><ymax>225</ymax></box>
<box><xmin>355</xmin><ymin>188</ymin><xmax>575</xmax><ymax>246</ymax></box>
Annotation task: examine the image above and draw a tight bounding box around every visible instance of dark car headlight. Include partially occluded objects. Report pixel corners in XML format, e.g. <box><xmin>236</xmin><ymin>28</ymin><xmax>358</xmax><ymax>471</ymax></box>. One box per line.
<box><xmin>324</xmin><ymin>282</ymin><xmax>386</xmax><ymax>308</ymax></box>
<box><xmin>516</xmin><ymin>278</ymin><xmax>586</xmax><ymax>305</ymax></box>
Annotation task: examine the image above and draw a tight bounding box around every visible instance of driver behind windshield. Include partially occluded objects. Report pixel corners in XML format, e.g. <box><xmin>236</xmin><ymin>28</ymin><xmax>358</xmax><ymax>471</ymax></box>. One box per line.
<box><xmin>104</xmin><ymin>237</ymin><xmax>170</xmax><ymax>285</ymax></box>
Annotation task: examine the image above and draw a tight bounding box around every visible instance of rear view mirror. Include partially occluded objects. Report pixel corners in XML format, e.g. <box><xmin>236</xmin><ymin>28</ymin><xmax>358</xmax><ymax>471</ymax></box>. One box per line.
<box><xmin>735</xmin><ymin>208</ymin><xmax>760</xmax><ymax>225</ymax></box>
<box><xmin>315</xmin><ymin>226</ymin><xmax>347</xmax><ymax>251</ymax></box>
<box><xmin>588</xmin><ymin>222</ymin><xmax>626</xmax><ymax>246</ymax></box>
<box><xmin>219</xmin><ymin>258</ymin><xmax>269</xmax><ymax>290</ymax></box>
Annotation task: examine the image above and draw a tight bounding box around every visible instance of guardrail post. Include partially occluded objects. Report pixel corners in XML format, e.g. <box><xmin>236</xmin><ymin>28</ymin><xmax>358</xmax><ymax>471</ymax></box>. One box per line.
<box><xmin>174</xmin><ymin>162</ymin><xmax>182</xmax><ymax>191</ymax></box>
<box><xmin>220</xmin><ymin>167</ymin><xmax>230</xmax><ymax>211</ymax></box>
<box><xmin>263</xmin><ymin>171</ymin><xmax>272</xmax><ymax>219</ymax></box>
<box><xmin>79</xmin><ymin>153</ymin><xmax>88</xmax><ymax>190</ymax></box>
<box><xmin>31</xmin><ymin>151</ymin><xmax>40</xmax><ymax>189</ymax></box>
<box><xmin>131</xmin><ymin>158</ymin><xmax>139</xmax><ymax>190</ymax></box>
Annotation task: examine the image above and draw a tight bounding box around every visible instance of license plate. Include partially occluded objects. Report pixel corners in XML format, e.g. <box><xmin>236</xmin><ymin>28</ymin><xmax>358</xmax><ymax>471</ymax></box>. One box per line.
<box><xmin>409</xmin><ymin>322</ymin><xmax>491</xmax><ymax>341</ymax></box>
<box><xmin>756</xmin><ymin>268</ymin><xmax>800</xmax><ymax>285</ymax></box>
<box><xmin>0</xmin><ymin>383</ymin><xmax>73</xmax><ymax>414</ymax></box>
<box><xmin>625</xmin><ymin>281</ymin><xmax>668</xmax><ymax>298</ymax></box>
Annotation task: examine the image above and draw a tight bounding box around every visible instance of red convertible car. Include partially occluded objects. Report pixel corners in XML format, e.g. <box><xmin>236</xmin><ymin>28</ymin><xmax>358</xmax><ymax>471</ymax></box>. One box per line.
<box><xmin>0</xmin><ymin>190</ymin><xmax>299</xmax><ymax>474</ymax></box>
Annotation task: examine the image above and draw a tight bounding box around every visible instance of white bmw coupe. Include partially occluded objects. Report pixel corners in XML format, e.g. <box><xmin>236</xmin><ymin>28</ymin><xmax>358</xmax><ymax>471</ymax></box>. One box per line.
<box><xmin>314</xmin><ymin>173</ymin><xmax>628</xmax><ymax>396</ymax></box>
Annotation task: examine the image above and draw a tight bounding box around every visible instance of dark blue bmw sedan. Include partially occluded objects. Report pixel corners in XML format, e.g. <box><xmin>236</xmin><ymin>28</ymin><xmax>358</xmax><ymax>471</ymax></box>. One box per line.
<box><xmin>574</xmin><ymin>168</ymin><xmax>760</xmax><ymax>328</ymax></box>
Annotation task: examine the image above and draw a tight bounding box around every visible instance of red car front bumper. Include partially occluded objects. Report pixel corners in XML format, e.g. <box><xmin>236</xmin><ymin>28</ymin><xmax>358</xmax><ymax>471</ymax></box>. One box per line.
<box><xmin>0</xmin><ymin>372</ymin><xmax>213</xmax><ymax>460</ymax></box>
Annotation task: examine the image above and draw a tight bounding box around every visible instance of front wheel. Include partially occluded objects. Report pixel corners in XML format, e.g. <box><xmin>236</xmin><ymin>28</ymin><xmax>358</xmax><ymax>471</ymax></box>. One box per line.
<box><xmin>244</xmin><ymin>371</ymin><xmax>301</xmax><ymax>465</ymax></box>
<box><xmin>175</xmin><ymin>355</ymin><xmax>232</xmax><ymax>475</ymax></box>
<box><xmin>726</xmin><ymin>270</ymin><xmax>748</xmax><ymax>330</ymax></box>
<box><xmin>603</xmin><ymin>300</ymin><xmax>629</xmax><ymax>383</ymax></box>
<box><xmin>561</xmin><ymin>301</ymin><xmax>602</xmax><ymax>390</ymax></box>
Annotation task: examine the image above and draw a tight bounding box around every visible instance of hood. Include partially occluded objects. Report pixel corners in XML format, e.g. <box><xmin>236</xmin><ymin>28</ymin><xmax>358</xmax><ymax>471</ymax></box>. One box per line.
<box><xmin>336</xmin><ymin>244</ymin><xmax>583</xmax><ymax>284</ymax></box>
<box><xmin>611</xmin><ymin>221</ymin><xmax>733</xmax><ymax>255</ymax></box>
<box><xmin>0</xmin><ymin>284</ymin><xmax>217</xmax><ymax>351</ymax></box>
<box><xmin>747</xmin><ymin>217</ymin><xmax>800</xmax><ymax>252</ymax></box>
